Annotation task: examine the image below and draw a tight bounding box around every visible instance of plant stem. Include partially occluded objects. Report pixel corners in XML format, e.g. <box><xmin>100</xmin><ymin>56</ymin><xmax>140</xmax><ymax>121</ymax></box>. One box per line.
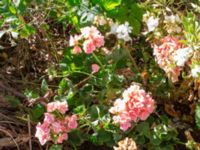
<box><xmin>122</xmin><ymin>43</ymin><xmax>139</xmax><ymax>73</ymax></box>
<box><xmin>92</xmin><ymin>53</ymin><xmax>104</xmax><ymax>68</ymax></box>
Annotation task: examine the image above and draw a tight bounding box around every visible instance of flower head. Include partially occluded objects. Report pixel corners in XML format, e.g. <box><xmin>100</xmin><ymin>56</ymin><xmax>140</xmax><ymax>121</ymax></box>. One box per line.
<box><xmin>35</xmin><ymin>122</ymin><xmax>51</xmax><ymax>145</ymax></box>
<box><xmin>70</xmin><ymin>26</ymin><xmax>105</xmax><ymax>54</ymax></box>
<box><xmin>153</xmin><ymin>36</ymin><xmax>183</xmax><ymax>82</ymax></box>
<box><xmin>91</xmin><ymin>64</ymin><xmax>100</xmax><ymax>73</ymax></box>
<box><xmin>72</xmin><ymin>46</ymin><xmax>82</xmax><ymax>54</ymax></box>
<box><xmin>36</xmin><ymin>101</ymin><xmax>78</xmax><ymax>145</ymax></box>
<box><xmin>109</xmin><ymin>21</ymin><xmax>132</xmax><ymax>42</ymax></box>
<box><xmin>83</xmin><ymin>39</ymin><xmax>96</xmax><ymax>54</ymax></box>
<box><xmin>146</xmin><ymin>16</ymin><xmax>159</xmax><ymax>32</ymax></box>
<box><xmin>191</xmin><ymin>65</ymin><xmax>200</xmax><ymax>78</ymax></box>
<box><xmin>173</xmin><ymin>47</ymin><xmax>193</xmax><ymax>67</ymax></box>
<box><xmin>110</xmin><ymin>85</ymin><xmax>154</xmax><ymax>131</ymax></box>
<box><xmin>47</xmin><ymin>101</ymin><xmax>68</xmax><ymax>114</ymax></box>
<box><xmin>57</xmin><ymin>133</ymin><xmax>68</xmax><ymax>144</ymax></box>
<box><xmin>114</xmin><ymin>137</ymin><xmax>137</xmax><ymax>150</ymax></box>
<box><xmin>65</xmin><ymin>115</ymin><xmax>78</xmax><ymax>130</ymax></box>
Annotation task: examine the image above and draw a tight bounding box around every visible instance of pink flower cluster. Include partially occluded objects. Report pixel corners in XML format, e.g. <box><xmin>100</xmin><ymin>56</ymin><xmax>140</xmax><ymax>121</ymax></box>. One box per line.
<box><xmin>69</xmin><ymin>26</ymin><xmax>105</xmax><ymax>54</ymax></box>
<box><xmin>109</xmin><ymin>85</ymin><xmax>154</xmax><ymax>131</ymax></box>
<box><xmin>153</xmin><ymin>36</ymin><xmax>183</xmax><ymax>82</ymax></box>
<box><xmin>35</xmin><ymin>101</ymin><xmax>78</xmax><ymax>145</ymax></box>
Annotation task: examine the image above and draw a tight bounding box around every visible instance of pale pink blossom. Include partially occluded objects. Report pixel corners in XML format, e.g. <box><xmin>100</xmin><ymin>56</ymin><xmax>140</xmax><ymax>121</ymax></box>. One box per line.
<box><xmin>69</xmin><ymin>35</ymin><xmax>82</xmax><ymax>54</ymax></box>
<box><xmin>51</xmin><ymin>121</ymin><xmax>63</xmax><ymax>134</ymax></box>
<box><xmin>72</xmin><ymin>46</ymin><xmax>82</xmax><ymax>54</ymax></box>
<box><xmin>57</xmin><ymin>133</ymin><xmax>68</xmax><ymax>144</ymax></box>
<box><xmin>65</xmin><ymin>115</ymin><xmax>78</xmax><ymax>130</ymax></box>
<box><xmin>91</xmin><ymin>64</ymin><xmax>100</xmax><ymax>73</ymax></box>
<box><xmin>93</xmin><ymin>36</ymin><xmax>105</xmax><ymax>48</ymax></box>
<box><xmin>70</xmin><ymin>26</ymin><xmax>105</xmax><ymax>54</ymax></box>
<box><xmin>118</xmin><ymin>112</ymin><xmax>132</xmax><ymax>131</ymax></box>
<box><xmin>83</xmin><ymin>39</ymin><xmax>96</xmax><ymax>54</ymax></box>
<box><xmin>123</xmin><ymin>85</ymin><xmax>154</xmax><ymax>121</ymax></box>
<box><xmin>44</xmin><ymin>113</ymin><xmax>55</xmax><ymax>124</ymax></box>
<box><xmin>36</xmin><ymin>101</ymin><xmax>78</xmax><ymax>145</ymax></box>
<box><xmin>109</xmin><ymin>98</ymin><xmax>125</xmax><ymax>114</ymax></box>
<box><xmin>80</xmin><ymin>26</ymin><xmax>101</xmax><ymax>39</ymax></box>
<box><xmin>69</xmin><ymin>35</ymin><xmax>81</xmax><ymax>46</ymax></box>
<box><xmin>110</xmin><ymin>85</ymin><xmax>155</xmax><ymax>131</ymax></box>
<box><xmin>35</xmin><ymin>122</ymin><xmax>51</xmax><ymax>145</ymax></box>
<box><xmin>47</xmin><ymin>101</ymin><xmax>68</xmax><ymax>114</ymax></box>
<box><xmin>153</xmin><ymin>36</ymin><xmax>183</xmax><ymax>82</ymax></box>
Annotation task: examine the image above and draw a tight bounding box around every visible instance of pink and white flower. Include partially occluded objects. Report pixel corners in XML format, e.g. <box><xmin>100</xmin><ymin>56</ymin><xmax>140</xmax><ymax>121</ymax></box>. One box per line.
<box><xmin>57</xmin><ymin>133</ymin><xmax>68</xmax><ymax>144</ymax></box>
<box><xmin>47</xmin><ymin>101</ymin><xmax>68</xmax><ymax>114</ymax></box>
<box><xmin>69</xmin><ymin>26</ymin><xmax>105</xmax><ymax>54</ymax></box>
<box><xmin>35</xmin><ymin>122</ymin><xmax>51</xmax><ymax>145</ymax></box>
<box><xmin>153</xmin><ymin>36</ymin><xmax>183</xmax><ymax>82</ymax></box>
<box><xmin>65</xmin><ymin>115</ymin><xmax>78</xmax><ymax>130</ymax></box>
<box><xmin>35</xmin><ymin>101</ymin><xmax>78</xmax><ymax>145</ymax></box>
<box><xmin>109</xmin><ymin>85</ymin><xmax>155</xmax><ymax>131</ymax></box>
<box><xmin>83</xmin><ymin>39</ymin><xmax>96</xmax><ymax>54</ymax></box>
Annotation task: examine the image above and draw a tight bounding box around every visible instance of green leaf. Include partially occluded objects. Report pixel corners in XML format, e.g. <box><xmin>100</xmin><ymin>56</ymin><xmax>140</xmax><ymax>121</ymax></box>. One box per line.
<box><xmin>9</xmin><ymin>5</ymin><xmax>17</xmax><ymax>14</ymax></box>
<box><xmin>113</xmin><ymin>132</ymin><xmax>122</xmax><ymax>142</ymax></box>
<box><xmin>88</xmin><ymin>105</ymin><xmax>99</xmax><ymax>119</ymax></box>
<box><xmin>136</xmin><ymin>135</ymin><xmax>146</xmax><ymax>145</ymax></box>
<box><xmin>150</xmin><ymin>134</ymin><xmax>161</xmax><ymax>146</ymax></box>
<box><xmin>41</xmin><ymin>23</ymin><xmax>49</xmax><ymax>31</ymax></box>
<box><xmin>20</xmin><ymin>24</ymin><xmax>36</xmax><ymax>38</ymax></box>
<box><xmin>30</xmin><ymin>104</ymin><xmax>45</xmax><ymax>121</ymax></box>
<box><xmin>41</xmin><ymin>79</ymin><xmax>48</xmax><ymax>95</ymax></box>
<box><xmin>24</xmin><ymin>89</ymin><xmax>39</xmax><ymax>99</ymax></box>
<box><xmin>136</xmin><ymin>122</ymin><xmax>150</xmax><ymax>138</ymax></box>
<box><xmin>58</xmin><ymin>78</ymin><xmax>69</xmax><ymax>95</ymax></box>
<box><xmin>49</xmin><ymin>145</ymin><xmax>62</xmax><ymax>150</ymax></box>
<box><xmin>195</xmin><ymin>103</ymin><xmax>200</xmax><ymax>129</ymax></box>
<box><xmin>73</xmin><ymin>105</ymin><xmax>86</xmax><ymax>115</ymax></box>
<box><xmin>68</xmin><ymin>130</ymin><xmax>83</xmax><ymax>146</ymax></box>
<box><xmin>130</xmin><ymin>3</ymin><xmax>143</xmax><ymax>21</ymax></box>
<box><xmin>129</xmin><ymin>16</ymin><xmax>141</xmax><ymax>35</ymax></box>
<box><xmin>89</xmin><ymin>133</ymin><xmax>98</xmax><ymax>144</ymax></box>
<box><xmin>5</xmin><ymin>96</ymin><xmax>21</xmax><ymax>107</ymax></box>
<box><xmin>101</xmin><ymin>0</ymin><xmax>122</xmax><ymax>11</ymax></box>
<box><xmin>88</xmin><ymin>105</ymin><xmax>108</xmax><ymax>120</ymax></box>
<box><xmin>66</xmin><ymin>0</ymin><xmax>81</xmax><ymax>6</ymax></box>
<box><xmin>97</xmin><ymin>129</ymin><xmax>113</xmax><ymax>145</ymax></box>
<box><xmin>160</xmin><ymin>145</ymin><xmax>174</xmax><ymax>150</ymax></box>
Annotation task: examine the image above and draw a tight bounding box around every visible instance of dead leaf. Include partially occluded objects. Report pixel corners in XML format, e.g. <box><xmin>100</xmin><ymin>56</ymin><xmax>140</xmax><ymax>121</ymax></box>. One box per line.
<box><xmin>141</xmin><ymin>69</ymin><xmax>148</xmax><ymax>86</ymax></box>
<box><xmin>164</xmin><ymin>103</ymin><xmax>179</xmax><ymax>118</ymax></box>
<box><xmin>188</xmin><ymin>90</ymin><xmax>194</xmax><ymax>101</ymax></box>
<box><xmin>190</xmin><ymin>103</ymin><xmax>196</xmax><ymax>115</ymax></box>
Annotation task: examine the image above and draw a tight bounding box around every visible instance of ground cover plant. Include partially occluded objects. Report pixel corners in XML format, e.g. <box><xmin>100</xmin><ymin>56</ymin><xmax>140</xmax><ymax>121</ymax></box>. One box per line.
<box><xmin>1</xmin><ymin>0</ymin><xmax>200</xmax><ymax>149</ymax></box>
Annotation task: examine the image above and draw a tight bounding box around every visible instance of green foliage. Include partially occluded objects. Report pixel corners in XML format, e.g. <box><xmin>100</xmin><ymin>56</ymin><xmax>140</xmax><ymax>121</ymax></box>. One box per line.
<box><xmin>116</xmin><ymin>2</ymin><xmax>143</xmax><ymax>35</ymax></box>
<box><xmin>100</xmin><ymin>0</ymin><xmax>122</xmax><ymax>11</ymax></box>
<box><xmin>20</xmin><ymin>24</ymin><xmax>36</xmax><ymax>38</ymax></box>
<box><xmin>41</xmin><ymin>79</ymin><xmax>48</xmax><ymax>95</ymax></box>
<box><xmin>58</xmin><ymin>78</ymin><xmax>70</xmax><ymax>96</ymax></box>
<box><xmin>2</xmin><ymin>0</ymin><xmax>200</xmax><ymax>149</ymax></box>
<box><xmin>182</xmin><ymin>13</ymin><xmax>200</xmax><ymax>48</ymax></box>
<box><xmin>68</xmin><ymin>130</ymin><xmax>84</xmax><ymax>146</ymax></box>
<box><xmin>5</xmin><ymin>96</ymin><xmax>21</xmax><ymax>107</ymax></box>
<box><xmin>49</xmin><ymin>145</ymin><xmax>62</xmax><ymax>150</ymax></box>
<box><xmin>136</xmin><ymin>122</ymin><xmax>150</xmax><ymax>138</ymax></box>
<box><xmin>132</xmin><ymin>117</ymin><xmax>179</xmax><ymax>150</ymax></box>
<box><xmin>0</xmin><ymin>0</ymin><xmax>35</xmax><ymax>39</ymax></box>
<box><xmin>24</xmin><ymin>89</ymin><xmax>39</xmax><ymax>99</ymax></box>
<box><xmin>195</xmin><ymin>103</ymin><xmax>200</xmax><ymax>129</ymax></box>
<box><xmin>30</xmin><ymin>104</ymin><xmax>45</xmax><ymax>121</ymax></box>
